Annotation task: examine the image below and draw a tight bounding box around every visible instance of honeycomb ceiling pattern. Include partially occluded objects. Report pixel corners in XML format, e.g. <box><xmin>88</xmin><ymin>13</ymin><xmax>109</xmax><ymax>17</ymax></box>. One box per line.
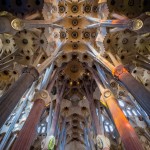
<box><xmin>0</xmin><ymin>0</ymin><xmax>150</xmax><ymax>150</ymax></box>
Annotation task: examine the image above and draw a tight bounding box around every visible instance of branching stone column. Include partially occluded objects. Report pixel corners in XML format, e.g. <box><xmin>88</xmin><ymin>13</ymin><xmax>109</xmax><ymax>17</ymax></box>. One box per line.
<box><xmin>0</xmin><ymin>66</ymin><xmax>39</xmax><ymax>128</ymax></box>
<box><xmin>93</xmin><ymin>65</ymin><xmax>144</xmax><ymax>150</ymax></box>
<box><xmin>12</xmin><ymin>66</ymin><xmax>57</xmax><ymax>150</ymax></box>
<box><xmin>58</xmin><ymin>117</ymin><xmax>66</xmax><ymax>150</ymax></box>
<box><xmin>0</xmin><ymin>44</ymin><xmax>61</xmax><ymax>128</ymax></box>
<box><xmin>133</xmin><ymin>59</ymin><xmax>150</xmax><ymax>71</ymax></box>
<box><xmin>101</xmin><ymin>89</ymin><xmax>144</xmax><ymax>150</ymax></box>
<box><xmin>11</xmin><ymin>18</ymin><xmax>63</xmax><ymax>32</ymax></box>
<box><xmin>87</xmin><ymin>44</ymin><xmax>150</xmax><ymax>115</ymax></box>
<box><xmin>113</xmin><ymin>65</ymin><xmax>150</xmax><ymax>115</ymax></box>
<box><xmin>12</xmin><ymin>90</ymin><xmax>51</xmax><ymax>150</ymax></box>
<box><xmin>42</xmin><ymin>82</ymin><xmax>66</xmax><ymax>150</ymax></box>
<box><xmin>46</xmin><ymin>69</ymin><xmax>59</xmax><ymax>135</ymax></box>
<box><xmin>84</xmin><ymin>88</ymin><xmax>102</xmax><ymax>136</ymax></box>
<box><xmin>0</xmin><ymin>12</ymin><xmax>63</xmax><ymax>34</ymax></box>
<box><xmin>90</xmin><ymin>67</ymin><xmax>143</xmax><ymax>150</ymax></box>
<box><xmin>83</xmin><ymin>82</ymin><xmax>110</xmax><ymax>150</ymax></box>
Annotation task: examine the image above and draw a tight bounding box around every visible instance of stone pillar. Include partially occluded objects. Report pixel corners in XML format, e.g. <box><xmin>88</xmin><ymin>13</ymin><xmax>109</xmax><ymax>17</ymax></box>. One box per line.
<box><xmin>0</xmin><ymin>67</ymin><xmax>39</xmax><ymax>128</ymax></box>
<box><xmin>86</xmin><ymin>94</ymin><xmax>101</xmax><ymax>136</ymax></box>
<box><xmin>42</xmin><ymin>82</ymin><xmax>66</xmax><ymax>150</ymax></box>
<box><xmin>100</xmin><ymin>19</ymin><xmax>130</xmax><ymax>29</ymax></box>
<box><xmin>95</xmin><ymin>101</ymin><xmax>104</xmax><ymax>134</ymax></box>
<box><xmin>0</xmin><ymin>16</ymin><xmax>12</xmax><ymax>34</ymax></box>
<box><xmin>58</xmin><ymin>118</ymin><xmax>66</xmax><ymax>150</ymax></box>
<box><xmin>49</xmin><ymin>95</ymin><xmax>61</xmax><ymax>137</ymax></box>
<box><xmin>102</xmin><ymin>89</ymin><xmax>144</xmax><ymax>150</ymax></box>
<box><xmin>83</xmin><ymin>82</ymin><xmax>102</xmax><ymax>136</ymax></box>
<box><xmin>12</xmin><ymin>90</ymin><xmax>50</xmax><ymax>150</ymax></box>
<box><xmin>113</xmin><ymin>65</ymin><xmax>150</xmax><ymax>115</ymax></box>
<box><xmin>84</xmin><ymin>127</ymin><xmax>89</xmax><ymax>150</ymax></box>
<box><xmin>84</xmin><ymin>83</ymin><xmax>110</xmax><ymax>150</ymax></box>
<box><xmin>134</xmin><ymin>59</ymin><xmax>150</xmax><ymax>71</ymax></box>
<box><xmin>50</xmin><ymin>84</ymin><xmax>66</xmax><ymax>137</ymax></box>
<box><xmin>42</xmin><ymin>104</ymin><xmax>59</xmax><ymax>150</ymax></box>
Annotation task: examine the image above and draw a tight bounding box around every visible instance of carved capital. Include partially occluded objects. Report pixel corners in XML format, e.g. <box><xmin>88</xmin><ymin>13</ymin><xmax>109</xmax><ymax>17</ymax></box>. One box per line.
<box><xmin>96</xmin><ymin>135</ymin><xmax>110</xmax><ymax>149</ymax></box>
<box><xmin>33</xmin><ymin>90</ymin><xmax>51</xmax><ymax>106</ymax></box>
<box><xmin>112</xmin><ymin>65</ymin><xmax>128</xmax><ymax>78</ymax></box>
<box><xmin>11</xmin><ymin>18</ymin><xmax>24</xmax><ymax>31</ymax></box>
<box><xmin>101</xmin><ymin>89</ymin><xmax>112</xmax><ymax>101</ymax></box>
<box><xmin>41</xmin><ymin>135</ymin><xmax>55</xmax><ymax>150</ymax></box>
<box><xmin>131</xmin><ymin>19</ymin><xmax>143</xmax><ymax>31</ymax></box>
<box><xmin>22</xmin><ymin>66</ymin><xmax>39</xmax><ymax>81</ymax></box>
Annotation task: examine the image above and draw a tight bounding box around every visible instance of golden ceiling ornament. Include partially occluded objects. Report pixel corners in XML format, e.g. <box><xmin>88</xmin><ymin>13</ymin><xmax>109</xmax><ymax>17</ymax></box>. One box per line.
<box><xmin>64</xmin><ymin>60</ymin><xmax>84</xmax><ymax>81</ymax></box>
<box><xmin>131</xmin><ymin>19</ymin><xmax>143</xmax><ymax>31</ymax></box>
<box><xmin>11</xmin><ymin>18</ymin><xmax>25</xmax><ymax>31</ymax></box>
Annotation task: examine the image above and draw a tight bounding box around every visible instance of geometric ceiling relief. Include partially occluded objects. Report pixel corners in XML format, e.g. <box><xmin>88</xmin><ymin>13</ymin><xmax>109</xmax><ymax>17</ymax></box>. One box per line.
<box><xmin>0</xmin><ymin>0</ymin><xmax>150</xmax><ymax>150</ymax></box>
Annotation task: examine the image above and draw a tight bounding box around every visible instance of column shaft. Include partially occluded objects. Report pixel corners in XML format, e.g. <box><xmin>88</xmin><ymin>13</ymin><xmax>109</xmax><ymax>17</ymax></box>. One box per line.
<box><xmin>118</xmin><ymin>71</ymin><xmax>150</xmax><ymax>115</ymax></box>
<box><xmin>49</xmin><ymin>82</ymin><xmax>66</xmax><ymax>136</ymax></box>
<box><xmin>89</xmin><ymin>99</ymin><xmax>101</xmax><ymax>135</ymax></box>
<box><xmin>135</xmin><ymin>59</ymin><xmax>150</xmax><ymax>71</ymax></box>
<box><xmin>0</xmin><ymin>17</ymin><xmax>12</xmax><ymax>34</ymax></box>
<box><xmin>85</xmin><ymin>89</ymin><xmax>102</xmax><ymax>135</ymax></box>
<box><xmin>106</xmin><ymin>96</ymin><xmax>143</xmax><ymax>150</ymax></box>
<box><xmin>49</xmin><ymin>100</ymin><xmax>61</xmax><ymax>136</ymax></box>
<box><xmin>11</xmin><ymin>99</ymin><xmax>45</xmax><ymax>150</ymax></box>
<box><xmin>0</xmin><ymin>67</ymin><xmax>39</xmax><ymax>128</ymax></box>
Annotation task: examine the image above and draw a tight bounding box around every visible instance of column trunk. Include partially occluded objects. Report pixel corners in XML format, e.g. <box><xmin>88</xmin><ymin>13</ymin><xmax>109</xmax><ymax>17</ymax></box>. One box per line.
<box><xmin>0</xmin><ymin>67</ymin><xmax>39</xmax><ymax>128</ymax></box>
<box><xmin>0</xmin><ymin>17</ymin><xmax>12</xmax><ymax>34</ymax></box>
<box><xmin>11</xmin><ymin>99</ymin><xmax>45</xmax><ymax>150</ymax></box>
<box><xmin>49</xmin><ymin>100</ymin><xmax>61</xmax><ymax>136</ymax></box>
<box><xmin>106</xmin><ymin>96</ymin><xmax>143</xmax><ymax>150</ymax></box>
<box><xmin>118</xmin><ymin>71</ymin><xmax>150</xmax><ymax>115</ymax></box>
<box><xmin>87</xmin><ymin>94</ymin><xmax>102</xmax><ymax>135</ymax></box>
